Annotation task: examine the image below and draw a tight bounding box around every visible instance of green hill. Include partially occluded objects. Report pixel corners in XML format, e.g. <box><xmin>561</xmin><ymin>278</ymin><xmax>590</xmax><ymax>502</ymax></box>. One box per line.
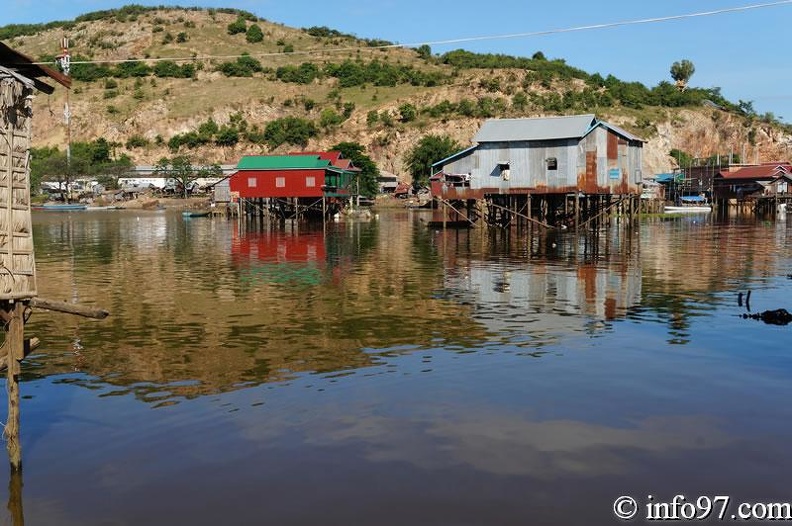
<box><xmin>4</xmin><ymin>5</ymin><xmax>791</xmax><ymax>183</ymax></box>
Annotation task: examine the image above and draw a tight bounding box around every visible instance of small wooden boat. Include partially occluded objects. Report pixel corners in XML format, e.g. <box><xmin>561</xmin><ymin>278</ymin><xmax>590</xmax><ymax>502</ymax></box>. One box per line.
<box><xmin>664</xmin><ymin>195</ymin><xmax>712</xmax><ymax>214</ymax></box>
<box><xmin>182</xmin><ymin>210</ymin><xmax>211</xmax><ymax>218</ymax></box>
<box><xmin>32</xmin><ymin>203</ymin><xmax>87</xmax><ymax>211</ymax></box>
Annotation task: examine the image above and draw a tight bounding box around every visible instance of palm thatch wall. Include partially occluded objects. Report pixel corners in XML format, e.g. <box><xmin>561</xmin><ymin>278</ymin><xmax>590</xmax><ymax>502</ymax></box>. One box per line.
<box><xmin>0</xmin><ymin>67</ymin><xmax>36</xmax><ymax>299</ymax></box>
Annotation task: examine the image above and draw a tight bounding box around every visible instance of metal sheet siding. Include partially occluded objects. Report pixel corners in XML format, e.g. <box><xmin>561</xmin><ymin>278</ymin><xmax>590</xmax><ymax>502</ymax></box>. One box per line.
<box><xmin>435</xmin><ymin>116</ymin><xmax>643</xmax><ymax>197</ymax></box>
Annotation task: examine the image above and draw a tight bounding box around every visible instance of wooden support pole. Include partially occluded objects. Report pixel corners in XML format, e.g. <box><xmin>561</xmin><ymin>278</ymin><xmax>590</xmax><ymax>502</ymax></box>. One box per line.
<box><xmin>4</xmin><ymin>302</ymin><xmax>25</xmax><ymax>472</ymax></box>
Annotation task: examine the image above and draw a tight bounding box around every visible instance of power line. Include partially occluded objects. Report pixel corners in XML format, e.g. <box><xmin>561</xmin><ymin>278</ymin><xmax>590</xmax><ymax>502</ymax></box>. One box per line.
<box><xmin>33</xmin><ymin>0</ymin><xmax>792</xmax><ymax>66</ymax></box>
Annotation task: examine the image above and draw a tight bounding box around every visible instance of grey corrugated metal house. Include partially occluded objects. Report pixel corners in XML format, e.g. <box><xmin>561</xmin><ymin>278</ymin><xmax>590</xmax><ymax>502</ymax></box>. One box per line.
<box><xmin>429</xmin><ymin>114</ymin><xmax>644</xmax><ymax>228</ymax></box>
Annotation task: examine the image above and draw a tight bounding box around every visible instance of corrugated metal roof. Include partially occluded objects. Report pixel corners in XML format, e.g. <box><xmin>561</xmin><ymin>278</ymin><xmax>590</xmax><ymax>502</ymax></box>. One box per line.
<box><xmin>237</xmin><ymin>155</ymin><xmax>330</xmax><ymax>170</ymax></box>
<box><xmin>717</xmin><ymin>163</ymin><xmax>791</xmax><ymax>180</ymax></box>
<box><xmin>432</xmin><ymin>145</ymin><xmax>477</xmax><ymax>168</ymax></box>
<box><xmin>597</xmin><ymin>122</ymin><xmax>644</xmax><ymax>143</ymax></box>
<box><xmin>473</xmin><ymin>114</ymin><xmax>597</xmax><ymax>142</ymax></box>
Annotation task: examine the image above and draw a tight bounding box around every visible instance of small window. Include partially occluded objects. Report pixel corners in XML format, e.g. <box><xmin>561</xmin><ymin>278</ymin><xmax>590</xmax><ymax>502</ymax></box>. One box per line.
<box><xmin>276</xmin><ymin>177</ymin><xmax>285</xmax><ymax>188</ymax></box>
<box><xmin>306</xmin><ymin>176</ymin><xmax>315</xmax><ymax>188</ymax></box>
<box><xmin>247</xmin><ymin>177</ymin><xmax>257</xmax><ymax>188</ymax></box>
<box><xmin>546</xmin><ymin>157</ymin><xmax>557</xmax><ymax>170</ymax></box>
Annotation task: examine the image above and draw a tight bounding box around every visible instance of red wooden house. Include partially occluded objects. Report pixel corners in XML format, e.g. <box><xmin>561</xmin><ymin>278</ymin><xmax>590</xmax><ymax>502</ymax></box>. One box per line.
<box><xmin>229</xmin><ymin>152</ymin><xmax>357</xmax><ymax>219</ymax></box>
<box><xmin>230</xmin><ymin>153</ymin><xmax>355</xmax><ymax>199</ymax></box>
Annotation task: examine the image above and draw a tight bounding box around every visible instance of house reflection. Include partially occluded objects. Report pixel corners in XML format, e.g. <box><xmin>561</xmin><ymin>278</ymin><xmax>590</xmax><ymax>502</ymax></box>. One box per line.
<box><xmin>231</xmin><ymin>229</ymin><xmax>328</xmax><ymax>286</ymax></box>
<box><xmin>433</xmin><ymin>228</ymin><xmax>642</xmax><ymax>340</ymax></box>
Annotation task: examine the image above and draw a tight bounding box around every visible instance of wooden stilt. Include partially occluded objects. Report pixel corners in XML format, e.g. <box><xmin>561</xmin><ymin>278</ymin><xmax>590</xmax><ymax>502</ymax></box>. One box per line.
<box><xmin>4</xmin><ymin>302</ymin><xmax>25</xmax><ymax>472</ymax></box>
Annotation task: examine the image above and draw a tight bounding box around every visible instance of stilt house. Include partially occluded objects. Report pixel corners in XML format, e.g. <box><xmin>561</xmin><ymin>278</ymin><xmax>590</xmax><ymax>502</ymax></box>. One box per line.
<box><xmin>0</xmin><ymin>42</ymin><xmax>70</xmax><ymax>299</ymax></box>
<box><xmin>430</xmin><ymin>114</ymin><xmax>644</xmax><ymax>227</ymax></box>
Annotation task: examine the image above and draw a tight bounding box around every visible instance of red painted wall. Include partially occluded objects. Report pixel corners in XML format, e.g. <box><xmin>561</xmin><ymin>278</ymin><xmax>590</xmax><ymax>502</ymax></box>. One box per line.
<box><xmin>230</xmin><ymin>169</ymin><xmax>326</xmax><ymax>198</ymax></box>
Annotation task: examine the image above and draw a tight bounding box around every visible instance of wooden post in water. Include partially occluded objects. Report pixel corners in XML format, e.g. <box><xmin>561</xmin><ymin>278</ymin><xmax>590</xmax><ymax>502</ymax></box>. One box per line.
<box><xmin>2</xmin><ymin>302</ymin><xmax>25</xmax><ymax>471</ymax></box>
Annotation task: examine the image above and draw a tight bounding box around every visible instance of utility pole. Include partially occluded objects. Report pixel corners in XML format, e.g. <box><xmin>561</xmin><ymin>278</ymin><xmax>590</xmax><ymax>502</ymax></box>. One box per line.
<box><xmin>56</xmin><ymin>37</ymin><xmax>71</xmax><ymax>202</ymax></box>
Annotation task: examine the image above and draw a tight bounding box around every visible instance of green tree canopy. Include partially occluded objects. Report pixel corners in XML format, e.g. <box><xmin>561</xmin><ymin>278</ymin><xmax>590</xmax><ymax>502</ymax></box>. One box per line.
<box><xmin>155</xmin><ymin>155</ymin><xmax>196</xmax><ymax>198</ymax></box>
<box><xmin>670</xmin><ymin>59</ymin><xmax>695</xmax><ymax>90</ymax></box>
<box><xmin>246</xmin><ymin>23</ymin><xmax>264</xmax><ymax>43</ymax></box>
<box><xmin>330</xmin><ymin>141</ymin><xmax>380</xmax><ymax>198</ymax></box>
<box><xmin>404</xmin><ymin>134</ymin><xmax>461</xmax><ymax>189</ymax></box>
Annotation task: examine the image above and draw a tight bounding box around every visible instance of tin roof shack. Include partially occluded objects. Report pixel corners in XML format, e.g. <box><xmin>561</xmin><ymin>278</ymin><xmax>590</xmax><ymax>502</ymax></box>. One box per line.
<box><xmin>713</xmin><ymin>162</ymin><xmax>792</xmax><ymax>200</ymax></box>
<box><xmin>229</xmin><ymin>153</ymin><xmax>356</xmax><ymax>220</ymax></box>
<box><xmin>0</xmin><ymin>42</ymin><xmax>70</xmax><ymax>300</ymax></box>
<box><xmin>430</xmin><ymin>114</ymin><xmax>644</xmax><ymax>228</ymax></box>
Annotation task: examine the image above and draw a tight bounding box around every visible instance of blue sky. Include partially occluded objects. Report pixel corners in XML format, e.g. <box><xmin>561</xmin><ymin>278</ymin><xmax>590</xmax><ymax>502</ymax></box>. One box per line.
<box><xmin>4</xmin><ymin>0</ymin><xmax>792</xmax><ymax>122</ymax></box>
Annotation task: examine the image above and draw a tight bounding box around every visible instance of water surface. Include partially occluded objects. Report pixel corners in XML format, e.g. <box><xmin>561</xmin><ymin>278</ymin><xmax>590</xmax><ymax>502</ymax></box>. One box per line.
<box><xmin>2</xmin><ymin>209</ymin><xmax>791</xmax><ymax>525</ymax></box>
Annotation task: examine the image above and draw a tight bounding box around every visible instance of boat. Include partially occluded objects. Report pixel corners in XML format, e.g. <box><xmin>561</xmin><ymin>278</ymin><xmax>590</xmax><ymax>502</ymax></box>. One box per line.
<box><xmin>664</xmin><ymin>195</ymin><xmax>712</xmax><ymax>214</ymax></box>
<box><xmin>32</xmin><ymin>203</ymin><xmax>87</xmax><ymax>211</ymax></box>
<box><xmin>182</xmin><ymin>210</ymin><xmax>211</xmax><ymax>218</ymax></box>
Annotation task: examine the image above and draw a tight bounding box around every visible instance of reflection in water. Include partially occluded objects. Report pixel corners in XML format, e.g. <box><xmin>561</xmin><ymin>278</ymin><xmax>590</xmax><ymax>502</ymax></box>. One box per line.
<box><xmin>1</xmin><ymin>210</ymin><xmax>790</xmax><ymax>525</ymax></box>
<box><xmin>7</xmin><ymin>469</ymin><xmax>23</xmax><ymax>526</ymax></box>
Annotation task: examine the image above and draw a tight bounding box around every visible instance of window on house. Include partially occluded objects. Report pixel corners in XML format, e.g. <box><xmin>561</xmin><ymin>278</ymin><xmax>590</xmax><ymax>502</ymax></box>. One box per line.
<box><xmin>276</xmin><ymin>177</ymin><xmax>285</xmax><ymax>188</ymax></box>
<box><xmin>247</xmin><ymin>177</ymin><xmax>257</xmax><ymax>188</ymax></box>
<box><xmin>306</xmin><ymin>176</ymin><xmax>315</xmax><ymax>187</ymax></box>
<box><xmin>546</xmin><ymin>157</ymin><xmax>558</xmax><ymax>170</ymax></box>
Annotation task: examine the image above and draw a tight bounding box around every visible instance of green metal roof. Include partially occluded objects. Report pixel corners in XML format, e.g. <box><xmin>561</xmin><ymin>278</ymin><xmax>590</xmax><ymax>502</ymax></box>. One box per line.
<box><xmin>237</xmin><ymin>155</ymin><xmax>330</xmax><ymax>170</ymax></box>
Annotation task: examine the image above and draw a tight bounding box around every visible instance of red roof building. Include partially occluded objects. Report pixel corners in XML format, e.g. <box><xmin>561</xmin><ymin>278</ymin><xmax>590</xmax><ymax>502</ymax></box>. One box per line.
<box><xmin>713</xmin><ymin>162</ymin><xmax>792</xmax><ymax>199</ymax></box>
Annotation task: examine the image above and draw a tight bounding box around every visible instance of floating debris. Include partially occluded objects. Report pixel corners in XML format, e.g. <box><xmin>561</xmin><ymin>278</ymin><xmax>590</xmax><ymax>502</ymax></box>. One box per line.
<box><xmin>742</xmin><ymin>308</ymin><xmax>792</xmax><ymax>326</ymax></box>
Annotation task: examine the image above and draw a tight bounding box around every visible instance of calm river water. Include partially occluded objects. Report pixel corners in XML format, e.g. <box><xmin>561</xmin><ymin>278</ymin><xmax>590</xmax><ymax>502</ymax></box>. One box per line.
<box><xmin>2</xmin><ymin>208</ymin><xmax>791</xmax><ymax>525</ymax></box>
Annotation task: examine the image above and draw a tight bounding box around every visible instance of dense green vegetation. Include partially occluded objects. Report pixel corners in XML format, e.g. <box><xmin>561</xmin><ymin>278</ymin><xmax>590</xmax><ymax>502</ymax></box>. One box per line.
<box><xmin>330</xmin><ymin>142</ymin><xmax>379</xmax><ymax>198</ymax></box>
<box><xmin>405</xmin><ymin>135</ymin><xmax>462</xmax><ymax>188</ymax></box>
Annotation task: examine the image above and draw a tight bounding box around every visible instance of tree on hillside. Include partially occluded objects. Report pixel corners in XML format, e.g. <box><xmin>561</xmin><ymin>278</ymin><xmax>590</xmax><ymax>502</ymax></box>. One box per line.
<box><xmin>155</xmin><ymin>155</ymin><xmax>196</xmax><ymax>198</ymax></box>
<box><xmin>246</xmin><ymin>24</ymin><xmax>264</xmax><ymax>43</ymax></box>
<box><xmin>669</xmin><ymin>149</ymin><xmax>694</xmax><ymax>169</ymax></box>
<box><xmin>404</xmin><ymin>135</ymin><xmax>461</xmax><ymax>189</ymax></box>
<box><xmin>670</xmin><ymin>59</ymin><xmax>695</xmax><ymax>91</ymax></box>
<box><xmin>330</xmin><ymin>142</ymin><xmax>380</xmax><ymax>198</ymax></box>
<box><xmin>227</xmin><ymin>16</ymin><xmax>247</xmax><ymax>35</ymax></box>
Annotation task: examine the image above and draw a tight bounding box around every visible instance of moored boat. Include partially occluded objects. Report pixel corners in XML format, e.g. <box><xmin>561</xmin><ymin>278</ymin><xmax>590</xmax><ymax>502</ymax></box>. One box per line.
<box><xmin>32</xmin><ymin>203</ymin><xmax>87</xmax><ymax>211</ymax></box>
<box><xmin>182</xmin><ymin>210</ymin><xmax>211</xmax><ymax>218</ymax></box>
<box><xmin>664</xmin><ymin>195</ymin><xmax>712</xmax><ymax>214</ymax></box>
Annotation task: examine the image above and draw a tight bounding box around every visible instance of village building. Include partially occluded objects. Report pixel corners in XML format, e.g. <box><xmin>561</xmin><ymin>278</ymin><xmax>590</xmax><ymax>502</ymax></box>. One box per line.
<box><xmin>713</xmin><ymin>162</ymin><xmax>792</xmax><ymax>215</ymax></box>
<box><xmin>429</xmin><ymin>114</ymin><xmax>644</xmax><ymax>228</ymax></box>
<box><xmin>228</xmin><ymin>152</ymin><xmax>357</xmax><ymax>221</ymax></box>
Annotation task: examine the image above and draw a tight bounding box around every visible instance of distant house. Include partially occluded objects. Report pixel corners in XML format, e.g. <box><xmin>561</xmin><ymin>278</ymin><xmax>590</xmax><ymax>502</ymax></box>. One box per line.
<box><xmin>713</xmin><ymin>162</ymin><xmax>792</xmax><ymax>200</ymax></box>
<box><xmin>431</xmin><ymin>114</ymin><xmax>644</xmax><ymax>200</ymax></box>
<box><xmin>377</xmin><ymin>170</ymin><xmax>399</xmax><ymax>194</ymax></box>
